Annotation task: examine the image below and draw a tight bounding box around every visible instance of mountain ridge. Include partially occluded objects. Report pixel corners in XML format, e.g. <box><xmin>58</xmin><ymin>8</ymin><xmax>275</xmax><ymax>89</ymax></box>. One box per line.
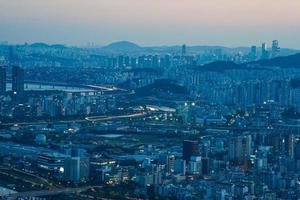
<box><xmin>194</xmin><ymin>53</ymin><xmax>300</xmax><ymax>72</ymax></box>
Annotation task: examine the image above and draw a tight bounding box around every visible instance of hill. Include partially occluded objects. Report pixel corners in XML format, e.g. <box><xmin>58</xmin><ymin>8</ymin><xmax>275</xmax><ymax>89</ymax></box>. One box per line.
<box><xmin>194</xmin><ymin>61</ymin><xmax>241</xmax><ymax>72</ymax></box>
<box><xmin>135</xmin><ymin>79</ymin><xmax>188</xmax><ymax>97</ymax></box>
<box><xmin>193</xmin><ymin>53</ymin><xmax>300</xmax><ymax>72</ymax></box>
<box><xmin>102</xmin><ymin>41</ymin><xmax>141</xmax><ymax>51</ymax></box>
<box><xmin>252</xmin><ymin>53</ymin><xmax>300</xmax><ymax>68</ymax></box>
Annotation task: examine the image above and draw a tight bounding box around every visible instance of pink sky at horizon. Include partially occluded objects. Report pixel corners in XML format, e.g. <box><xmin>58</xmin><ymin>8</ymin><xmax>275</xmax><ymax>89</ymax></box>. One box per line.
<box><xmin>0</xmin><ymin>0</ymin><xmax>299</xmax><ymax>48</ymax></box>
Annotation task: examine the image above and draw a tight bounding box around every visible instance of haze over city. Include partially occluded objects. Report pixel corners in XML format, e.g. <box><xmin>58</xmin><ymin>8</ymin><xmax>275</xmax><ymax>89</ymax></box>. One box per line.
<box><xmin>0</xmin><ymin>0</ymin><xmax>300</xmax><ymax>48</ymax></box>
<box><xmin>2</xmin><ymin>1</ymin><xmax>300</xmax><ymax>200</ymax></box>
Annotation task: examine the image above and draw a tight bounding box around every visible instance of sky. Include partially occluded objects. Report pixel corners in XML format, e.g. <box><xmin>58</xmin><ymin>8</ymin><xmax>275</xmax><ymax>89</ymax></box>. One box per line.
<box><xmin>0</xmin><ymin>0</ymin><xmax>300</xmax><ymax>48</ymax></box>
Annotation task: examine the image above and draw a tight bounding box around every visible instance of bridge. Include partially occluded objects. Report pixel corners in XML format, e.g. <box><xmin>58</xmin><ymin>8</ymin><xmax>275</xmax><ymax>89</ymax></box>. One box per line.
<box><xmin>7</xmin><ymin>79</ymin><xmax>124</xmax><ymax>92</ymax></box>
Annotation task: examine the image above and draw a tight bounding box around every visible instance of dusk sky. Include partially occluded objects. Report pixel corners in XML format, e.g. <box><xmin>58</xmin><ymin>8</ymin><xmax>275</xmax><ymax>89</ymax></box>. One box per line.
<box><xmin>0</xmin><ymin>0</ymin><xmax>300</xmax><ymax>48</ymax></box>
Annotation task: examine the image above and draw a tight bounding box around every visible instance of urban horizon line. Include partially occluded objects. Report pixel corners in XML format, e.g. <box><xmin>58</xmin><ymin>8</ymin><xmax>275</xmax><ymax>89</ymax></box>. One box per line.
<box><xmin>2</xmin><ymin>40</ymin><xmax>300</xmax><ymax>50</ymax></box>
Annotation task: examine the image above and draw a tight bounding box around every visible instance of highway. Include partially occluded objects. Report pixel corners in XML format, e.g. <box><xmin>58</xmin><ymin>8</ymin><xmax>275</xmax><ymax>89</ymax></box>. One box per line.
<box><xmin>2</xmin><ymin>186</ymin><xmax>95</xmax><ymax>199</ymax></box>
<box><xmin>85</xmin><ymin>112</ymin><xmax>147</xmax><ymax>122</ymax></box>
<box><xmin>85</xmin><ymin>84</ymin><xmax>127</xmax><ymax>92</ymax></box>
<box><xmin>0</xmin><ymin>112</ymin><xmax>150</xmax><ymax>127</ymax></box>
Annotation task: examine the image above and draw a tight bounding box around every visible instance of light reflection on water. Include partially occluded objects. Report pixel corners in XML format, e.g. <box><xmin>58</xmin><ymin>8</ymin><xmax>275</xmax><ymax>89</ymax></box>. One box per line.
<box><xmin>99</xmin><ymin>134</ymin><xmax>124</xmax><ymax>138</ymax></box>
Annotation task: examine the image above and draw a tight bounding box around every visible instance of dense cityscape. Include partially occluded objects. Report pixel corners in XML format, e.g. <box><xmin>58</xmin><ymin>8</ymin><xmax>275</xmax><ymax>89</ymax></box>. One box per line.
<box><xmin>0</xmin><ymin>39</ymin><xmax>300</xmax><ymax>200</ymax></box>
<box><xmin>1</xmin><ymin>0</ymin><xmax>300</xmax><ymax>199</ymax></box>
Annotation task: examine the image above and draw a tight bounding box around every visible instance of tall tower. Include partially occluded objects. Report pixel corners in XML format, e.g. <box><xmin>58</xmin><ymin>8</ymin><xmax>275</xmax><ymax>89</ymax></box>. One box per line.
<box><xmin>261</xmin><ymin>43</ymin><xmax>269</xmax><ymax>59</ymax></box>
<box><xmin>271</xmin><ymin>40</ymin><xmax>280</xmax><ymax>58</ymax></box>
<box><xmin>12</xmin><ymin>65</ymin><xmax>24</xmax><ymax>98</ymax></box>
<box><xmin>0</xmin><ymin>66</ymin><xmax>6</xmax><ymax>95</ymax></box>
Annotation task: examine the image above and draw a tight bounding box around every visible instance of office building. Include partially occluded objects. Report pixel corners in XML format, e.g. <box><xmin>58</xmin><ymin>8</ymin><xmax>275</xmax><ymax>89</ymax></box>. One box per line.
<box><xmin>183</xmin><ymin>140</ymin><xmax>199</xmax><ymax>162</ymax></box>
<box><xmin>37</xmin><ymin>152</ymin><xmax>66</xmax><ymax>174</ymax></box>
<box><xmin>166</xmin><ymin>155</ymin><xmax>175</xmax><ymax>173</ymax></box>
<box><xmin>65</xmin><ymin>148</ymin><xmax>90</xmax><ymax>181</ymax></box>
<box><xmin>201</xmin><ymin>157</ymin><xmax>210</xmax><ymax>175</ymax></box>
<box><xmin>271</xmin><ymin>40</ymin><xmax>280</xmax><ymax>58</ymax></box>
<box><xmin>261</xmin><ymin>43</ymin><xmax>269</xmax><ymax>59</ymax></box>
<box><xmin>174</xmin><ymin>159</ymin><xmax>186</xmax><ymax>175</ymax></box>
<box><xmin>250</xmin><ymin>46</ymin><xmax>257</xmax><ymax>60</ymax></box>
<box><xmin>294</xmin><ymin>138</ymin><xmax>300</xmax><ymax>161</ymax></box>
<box><xmin>64</xmin><ymin>157</ymin><xmax>81</xmax><ymax>182</ymax></box>
<box><xmin>188</xmin><ymin>156</ymin><xmax>201</xmax><ymax>175</ymax></box>
<box><xmin>12</xmin><ymin>65</ymin><xmax>24</xmax><ymax>96</ymax></box>
<box><xmin>229</xmin><ymin>135</ymin><xmax>252</xmax><ymax>165</ymax></box>
<box><xmin>0</xmin><ymin>66</ymin><xmax>6</xmax><ymax>95</ymax></box>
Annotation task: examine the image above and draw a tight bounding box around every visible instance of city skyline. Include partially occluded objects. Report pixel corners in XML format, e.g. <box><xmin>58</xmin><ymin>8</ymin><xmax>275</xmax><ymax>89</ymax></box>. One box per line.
<box><xmin>0</xmin><ymin>0</ymin><xmax>300</xmax><ymax>48</ymax></box>
<box><xmin>1</xmin><ymin>1</ymin><xmax>300</xmax><ymax>199</ymax></box>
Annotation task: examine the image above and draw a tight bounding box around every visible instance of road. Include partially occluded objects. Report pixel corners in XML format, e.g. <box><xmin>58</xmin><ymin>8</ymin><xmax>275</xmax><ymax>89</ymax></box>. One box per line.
<box><xmin>0</xmin><ymin>112</ymin><xmax>150</xmax><ymax>126</ymax></box>
<box><xmin>85</xmin><ymin>112</ymin><xmax>147</xmax><ymax>122</ymax></box>
<box><xmin>85</xmin><ymin>84</ymin><xmax>126</xmax><ymax>92</ymax></box>
<box><xmin>2</xmin><ymin>186</ymin><xmax>95</xmax><ymax>199</ymax></box>
<box><xmin>0</xmin><ymin>167</ymin><xmax>53</xmax><ymax>188</ymax></box>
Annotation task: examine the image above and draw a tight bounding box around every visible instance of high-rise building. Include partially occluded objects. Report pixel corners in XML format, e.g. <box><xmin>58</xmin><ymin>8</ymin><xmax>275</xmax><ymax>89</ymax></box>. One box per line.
<box><xmin>71</xmin><ymin>148</ymin><xmax>90</xmax><ymax>180</ymax></box>
<box><xmin>130</xmin><ymin>57</ymin><xmax>137</xmax><ymax>68</ymax></box>
<box><xmin>174</xmin><ymin>159</ymin><xmax>186</xmax><ymax>175</ymax></box>
<box><xmin>167</xmin><ymin>155</ymin><xmax>175</xmax><ymax>173</ymax></box>
<box><xmin>12</xmin><ymin>65</ymin><xmax>24</xmax><ymax>96</ymax></box>
<box><xmin>229</xmin><ymin>135</ymin><xmax>252</xmax><ymax>165</ymax></box>
<box><xmin>183</xmin><ymin>140</ymin><xmax>199</xmax><ymax>162</ymax></box>
<box><xmin>282</xmin><ymin>134</ymin><xmax>295</xmax><ymax>157</ymax></box>
<box><xmin>151</xmin><ymin>55</ymin><xmax>159</xmax><ymax>68</ymax></box>
<box><xmin>201</xmin><ymin>157</ymin><xmax>210</xmax><ymax>175</ymax></box>
<box><xmin>0</xmin><ymin>66</ymin><xmax>6</xmax><ymax>95</ymax></box>
<box><xmin>182</xmin><ymin>44</ymin><xmax>187</xmax><ymax>56</ymax></box>
<box><xmin>64</xmin><ymin>157</ymin><xmax>81</xmax><ymax>182</ymax></box>
<box><xmin>250</xmin><ymin>46</ymin><xmax>257</xmax><ymax>60</ymax></box>
<box><xmin>160</xmin><ymin>54</ymin><xmax>171</xmax><ymax>68</ymax></box>
<box><xmin>124</xmin><ymin>56</ymin><xmax>130</xmax><ymax>67</ymax></box>
<box><xmin>294</xmin><ymin>138</ymin><xmax>300</xmax><ymax>161</ymax></box>
<box><xmin>251</xmin><ymin>46</ymin><xmax>257</xmax><ymax>55</ymax></box>
<box><xmin>188</xmin><ymin>156</ymin><xmax>201</xmax><ymax>175</ymax></box>
<box><xmin>138</xmin><ymin>56</ymin><xmax>145</xmax><ymax>68</ymax></box>
<box><xmin>271</xmin><ymin>40</ymin><xmax>280</xmax><ymax>58</ymax></box>
<box><xmin>158</xmin><ymin>154</ymin><xmax>175</xmax><ymax>173</ymax></box>
<box><xmin>9</xmin><ymin>46</ymin><xmax>15</xmax><ymax>65</ymax></box>
<box><xmin>261</xmin><ymin>43</ymin><xmax>269</xmax><ymax>59</ymax></box>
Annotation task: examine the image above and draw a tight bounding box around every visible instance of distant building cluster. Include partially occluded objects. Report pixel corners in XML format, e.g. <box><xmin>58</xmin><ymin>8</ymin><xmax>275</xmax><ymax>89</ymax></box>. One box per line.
<box><xmin>1</xmin><ymin>40</ymin><xmax>300</xmax><ymax>200</ymax></box>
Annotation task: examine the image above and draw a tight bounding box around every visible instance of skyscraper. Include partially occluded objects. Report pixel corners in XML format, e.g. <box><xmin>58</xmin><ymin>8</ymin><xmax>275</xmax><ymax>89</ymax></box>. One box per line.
<box><xmin>12</xmin><ymin>65</ymin><xmax>24</xmax><ymax>96</ymax></box>
<box><xmin>250</xmin><ymin>46</ymin><xmax>257</xmax><ymax>60</ymax></box>
<box><xmin>261</xmin><ymin>43</ymin><xmax>269</xmax><ymax>59</ymax></box>
<box><xmin>229</xmin><ymin>135</ymin><xmax>252</xmax><ymax>165</ymax></box>
<box><xmin>64</xmin><ymin>157</ymin><xmax>81</xmax><ymax>182</ymax></box>
<box><xmin>0</xmin><ymin>66</ymin><xmax>6</xmax><ymax>95</ymax></box>
<box><xmin>71</xmin><ymin>148</ymin><xmax>90</xmax><ymax>181</ymax></box>
<box><xmin>183</xmin><ymin>140</ymin><xmax>199</xmax><ymax>162</ymax></box>
<box><xmin>271</xmin><ymin>40</ymin><xmax>280</xmax><ymax>58</ymax></box>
